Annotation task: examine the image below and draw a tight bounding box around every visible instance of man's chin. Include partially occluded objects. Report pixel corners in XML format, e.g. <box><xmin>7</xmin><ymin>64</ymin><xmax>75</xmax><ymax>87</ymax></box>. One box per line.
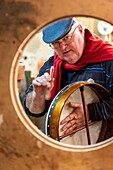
<box><xmin>66</xmin><ymin>61</ymin><xmax>75</xmax><ymax>64</ymax></box>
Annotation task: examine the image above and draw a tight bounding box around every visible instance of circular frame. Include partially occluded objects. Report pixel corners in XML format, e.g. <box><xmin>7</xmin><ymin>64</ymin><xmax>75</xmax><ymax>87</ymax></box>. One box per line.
<box><xmin>10</xmin><ymin>18</ymin><xmax>113</xmax><ymax>152</ymax></box>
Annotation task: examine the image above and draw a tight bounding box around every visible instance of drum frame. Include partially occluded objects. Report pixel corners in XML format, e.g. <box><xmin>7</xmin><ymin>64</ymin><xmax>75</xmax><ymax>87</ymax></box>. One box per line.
<box><xmin>46</xmin><ymin>82</ymin><xmax>110</xmax><ymax>144</ymax></box>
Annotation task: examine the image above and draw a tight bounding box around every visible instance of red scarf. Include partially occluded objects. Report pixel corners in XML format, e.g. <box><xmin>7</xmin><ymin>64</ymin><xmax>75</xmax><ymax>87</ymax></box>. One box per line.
<box><xmin>50</xmin><ymin>29</ymin><xmax>113</xmax><ymax>100</ymax></box>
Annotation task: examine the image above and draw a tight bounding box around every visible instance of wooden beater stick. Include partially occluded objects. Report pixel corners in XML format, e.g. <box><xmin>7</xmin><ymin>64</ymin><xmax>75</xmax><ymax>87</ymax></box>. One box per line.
<box><xmin>59</xmin><ymin>121</ymin><xmax>98</xmax><ymax>140</ymax></box>
<box><xmin>45</xmin><ymin>66</ymin><xmax>54</xmax><ymax>100</ymax></box>
<box><xmin>80</xmin><ymin>86</ymin><xmax>91</xmax><ymax>145</ymax></box>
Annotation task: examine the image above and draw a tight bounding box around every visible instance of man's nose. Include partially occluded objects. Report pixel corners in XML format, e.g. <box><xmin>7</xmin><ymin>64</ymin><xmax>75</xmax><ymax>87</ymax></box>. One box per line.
<box><xmin>59</xmin><ymin>41</ymin><xmax>68</xmax><ymax>50</ymax></box>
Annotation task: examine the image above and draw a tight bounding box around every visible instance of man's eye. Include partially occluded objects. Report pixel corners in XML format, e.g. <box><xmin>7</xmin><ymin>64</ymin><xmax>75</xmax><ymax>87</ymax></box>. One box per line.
<box><xmin>64</xmin><ymin>36</ymin><xmax>71</xmax><ymax>40</ymax></box>
<box><xmin>53</xmin><ymin>42</ymin><xmax>59</xmax><ymax>45</ymax></box>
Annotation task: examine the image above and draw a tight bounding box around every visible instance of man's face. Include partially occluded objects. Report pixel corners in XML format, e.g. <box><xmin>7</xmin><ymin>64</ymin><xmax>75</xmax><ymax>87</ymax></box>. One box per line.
<box><xmin>54</xmin><ymin>25</ymin><xmax>85</xmax><ymax>64</ymax></box>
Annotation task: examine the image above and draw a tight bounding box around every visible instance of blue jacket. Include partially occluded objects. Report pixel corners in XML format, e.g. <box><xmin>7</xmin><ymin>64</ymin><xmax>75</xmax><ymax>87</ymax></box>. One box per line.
<box><xmin>24</xmin><ymin>56</ymin><xmax>113</xmax><ymax>122</ymax></box>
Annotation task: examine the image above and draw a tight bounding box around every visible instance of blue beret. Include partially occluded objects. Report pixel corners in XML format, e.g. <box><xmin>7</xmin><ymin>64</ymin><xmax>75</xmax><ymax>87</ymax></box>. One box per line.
<box><xmin>42</xmin><ymin>18</ymin><xmax>76</xmax><ymax>43</ymax></box>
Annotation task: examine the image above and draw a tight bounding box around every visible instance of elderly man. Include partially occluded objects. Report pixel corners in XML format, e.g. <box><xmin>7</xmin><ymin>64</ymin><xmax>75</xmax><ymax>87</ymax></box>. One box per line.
<box><xmin>24</xmin><ymin>18</ymin><xmax>113</xmax><ymax>137</ymax></box>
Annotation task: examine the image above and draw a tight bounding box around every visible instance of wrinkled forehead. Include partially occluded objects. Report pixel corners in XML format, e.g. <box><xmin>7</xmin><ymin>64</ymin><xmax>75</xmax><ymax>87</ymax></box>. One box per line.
<box><xmin>42</xmin><ymin>18</ymin><xmax>79</xmax><ymax>43</ymax></box>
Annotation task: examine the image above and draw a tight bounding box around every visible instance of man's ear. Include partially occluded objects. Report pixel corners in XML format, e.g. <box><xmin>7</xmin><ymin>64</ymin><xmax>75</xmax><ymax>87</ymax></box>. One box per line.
<box><xmin>78</xmin><ymin>24</ymin><xmax>84</xmax><ymax>35</ymax></box>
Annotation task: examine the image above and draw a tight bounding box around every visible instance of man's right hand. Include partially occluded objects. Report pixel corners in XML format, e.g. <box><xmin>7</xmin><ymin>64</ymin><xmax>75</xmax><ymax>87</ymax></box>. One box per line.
<box><xmin>26</xmin><ymin>72</ymin><xmax>53</xmax><ymax>114</ymax></box>
<box><xmin>32</xmin><ymin>72</ymin><xmax>52</xmax><ymax>97</ymax></box>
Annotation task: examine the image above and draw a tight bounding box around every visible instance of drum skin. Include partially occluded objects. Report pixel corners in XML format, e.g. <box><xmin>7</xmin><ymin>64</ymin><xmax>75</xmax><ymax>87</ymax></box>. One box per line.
<box><xmin>46</xmin><ymin>82</ymin><xmax>110</xmax><ymax>145</ymax></box>
<box><xmin>1</xmin><ymin>0</ymin><xmax>113</xmax><ymax>170</ymax></box>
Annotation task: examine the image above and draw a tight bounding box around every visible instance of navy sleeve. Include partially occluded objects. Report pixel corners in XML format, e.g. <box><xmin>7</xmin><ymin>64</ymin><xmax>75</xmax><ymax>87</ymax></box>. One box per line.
<box><xmin>88</xmin><ymin>95</ymin><xmax>113</xmax><ymax>121</ymax></box>
<box><xmin>88</xmin><ymin>61</ymin><xmax>113</xmax><ymax>121</ymax></box>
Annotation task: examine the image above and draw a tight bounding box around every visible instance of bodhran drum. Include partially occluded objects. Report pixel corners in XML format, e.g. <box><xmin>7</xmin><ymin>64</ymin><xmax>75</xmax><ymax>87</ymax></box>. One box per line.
<box><xmin>45</xmin><ymin>82</ymin><xmax>110</xmax><ymax>146</ymax></box>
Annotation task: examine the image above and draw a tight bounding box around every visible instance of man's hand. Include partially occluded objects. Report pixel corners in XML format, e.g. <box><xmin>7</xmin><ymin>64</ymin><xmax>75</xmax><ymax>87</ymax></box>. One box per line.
<box><xmin>32</xmin><ymin>66</ymin><xmax>54</xmax><ymax>100</ymax></box>
<box><xmin>26</xmin><ymin>72</ymin><xmax>53</xmax><ymax>114</ymax></box>
<box><xmin>60</xmin><ymin>102</ymin><xmax>90</xmax><ymax>135</ymax></box>
<box><xmin>33</xmin><ymin>72</ymin><xmax>52</xmax><ymax>90</ymax></box>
